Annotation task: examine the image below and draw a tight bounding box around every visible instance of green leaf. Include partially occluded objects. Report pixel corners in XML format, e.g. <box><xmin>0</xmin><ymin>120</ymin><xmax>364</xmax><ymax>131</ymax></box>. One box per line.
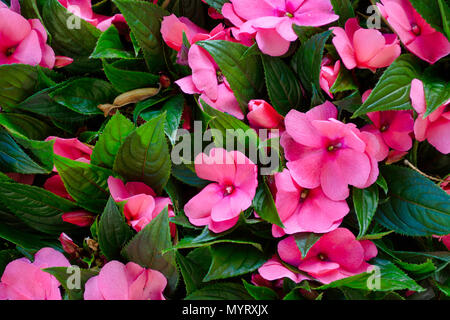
<box><xmin>197</xmin><ymin>40</ymin><xmax>264</xmax><ymax>111</ymax></box>
<box><xmin>185</xmin><ymin>282</ymin><xmax>253</xmax><ymax>300</ymax></box>
<box><xmin>0</xmin><ymin>64</ymin><xmax>39</xmax><ymax>110</ymax></box>
<box><xmin>203</xmin><ymin>244</ymin><xmax>267</xmax><ymax>282</ymax></box>
<box><xmin>252</xmin><ymin>180</ymin><xmax>284</xmax><ymax>228</ymax></box>
<box><xmin>0</xmin><ymin>113</ymin><xmax>53</xmax><ymax>140</ymax></box>
<box><xmin>171</xmin><ymin>163</ymin><xmax>209</xmax><ymax>188</ymax></box>
<box><xmin>54</xmin><ymin>155</ymin><xmax>112</xmax><ymax>213</ymax></box>
<box><xmin>98</xmin><ymin>198</ymin><xmax>134</xmax><ymax>261</ymax></box>
<box><xmin>360</xmin><ymin>230</ymin><xmax>394</xmax><ymax>240</ymax></box>
<box><xmin>421</xmin><ymin>65</ymin><xmax>450</xmax><ymax>117</ymax></box>
<box><xmin>375</xmin><ymin>165</ymin><xmax>450</xmax><ymax>236</ymax></box>
<box><xmin>90</xmin><ymin>25</ymin><xmax>134</xmax><ymax>59</ymax></box>
<box><xmin>43</xmin><ymin>267</ymin><xmax>99</xmax><ymax>300</ymax></box>
<box><xmin>292</xmin><ymin>25</ymin><xmax>322</xmax><ymax>43</ymax></box>
<box><xmin>243</xmin><ymin>279</ymin><xmax>278</xmax><ymax>300</ymax></box>
<box><xmin>0</xmin><ymin>181</ymin><xmax>79</xmax><ymax>235</ymax></box>
<box><xmin>353</xmin><ymin>185</ymin><xmax>379</xmax><ymax>239</ymax></box>
<box><xmin>121</xmin><ymin>208</ymin><xmax>178</xmax><ymax>293</ymax></box>
<box><xmin>330</xmin><ymin>0</ymin><xmax>355</xmax><ymax>26</ymax></box>
<box><xmin>261</xmin><ymin>55</ymin><xmax>303</xmax><ymax>116</ymax></box>
<box><xmin>103</xmin><ymin>60</ymin><xmax>160</xmax><ymax>93</ymax></box>
<box><xmin>292</xmin><ymin>30</ymin><xmax>332</xmax><ymax>104</ymax></box>
<box><xmin>133</xmin><ymin>95</ymin><xmax>171</xmax><ymax>123</ymax></box>
<box><xmin>0</xmin><ymin>128</ymin><xmax>51</xmax><ymax>174</ymax></box>
<box><xmin>91</xmin><ymin>112</ymin><xmax>135</xmax><ymax>169</ymax></box>
<box><xmin>318</xmin><ymin>258</ymin><xmax>424</xmax><ymax>292</ymax></box>
<box><xmin>202</xmin><ymin>0</ymin><xmax>229</xmax><ymax>12</ymax></box>
<box><xmin>353</xmin><ymin>55</ymin><xmax>422</xmax><ymax>117</ymax></box>
<box><xmin>330</xmin><ymin>67</ymin><xmax>358</xmax><ymax>94</ymax></box>
<box><xmin>41</xmin><ymin>0</ymin><xmax>101</xmax><ymax>72</ymax></box>
<box><xmin>376</xmin><ymin>173</ymin><xmax>388</xmax><ymax>195</ymax></box>
<box><xmin>438</xmin><ymin>0</ymin><xmax>450</xmax><ymax>40</ymax></box>
<box><xmin>113</xmin><ymin>113</ymin><xmax>171</xmax><ymax>194</ymax></box>
<box><xmin>293</xmin><ymin>232</ymin><xmax>322</xmax><ymax>259</ymax></box>
<box><xmin>50</xmin><ymin>78</ymin><xmax>118</xmax><ymax>116</ymax></box>
<box><xmin>176</xmin><ymin>251</ymin><xmax>208</xmax><ymax>295</ymax></box>
<box><xmin>113</xmin><ymin>0</ymin><xmax>168</xmax><ymax>72</ymax></box>
<box><xmin>395</xmin><ymin>259</ymin><xmax>436</xmax><ymax>275</ymax></box>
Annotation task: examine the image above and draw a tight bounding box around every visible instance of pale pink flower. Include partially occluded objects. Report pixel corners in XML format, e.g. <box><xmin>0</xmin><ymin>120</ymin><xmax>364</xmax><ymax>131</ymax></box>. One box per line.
<box><xmin>222</xmin><ymin>0</ymin><xmax>339</xmax><ymax>56</ymax></box>
<box><xmin>271</xmin><ymin>169</ymin><xmax>349</xmax><ymax>237</ymax></box>
<box><xmin>84</xmin><ymin>261</ymin><xmax>167</xmax><ymax>300</ymax></box>
<box><xmin>0</xmin><ymin>248</ymin><xmax>70</xmax><ymax>300</ymax></box>
<box><xmin>331</xmin><ymin>18</ymin><xmax>401</xmax><ymax>72</ymax></box>
<box><xmin>0</xmin><ymin>7</ymin><xmax>57</xmax><ymax>68</ymax></box>
<box><xmin>378</xmin><ymin>0</ymin><xmax>450</xmax><ymax>64</ymax></box>
<box><xmin>258</xmin><ymin>228</ymin><xmax>378</xmax><ymax>284</ymax></box>
<box><xmin>108</xmin><ymin>177</ymin><xmax>175</xmax><ymax>234</ymax></box>
<box><xmin>281</xmin><ymin>101</ymin><xmax>382</xmax><ymax>201</ymax></box>
<box><xmin>184</xmin><ymin>148</ymin><xmax>258</xmax><ymax>233</ymax></box>
<box><xmin>247</xmin><ymin>100</ymin><xmax>284</xmax><ymax>130</ymax></box>
<box><xmin>319</xmin><ymin>57</ymin><xmax>341</xmax><ymax>98</ymax></box>
<box><xmin>58</xmin><ymin>0</ymin><xmax>127</xmax><ymax>32</ymax></box>
<box><xmin>410</xmin><ymin>79</ymin><xmax>450</xmax><ymax>154</ymax></box>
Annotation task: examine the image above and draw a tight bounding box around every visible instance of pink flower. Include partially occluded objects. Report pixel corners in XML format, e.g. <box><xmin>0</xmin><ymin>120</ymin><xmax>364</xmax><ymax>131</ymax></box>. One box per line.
<box><xmin>222</xmin><ymin>0</ymin><xmax>339</xmax><ymax>56</ymax></box>
<box><xmin>385</xmin><ymin>149</ymin><xmax>408</xmax><ymax>164</ymax></box>
<box><xmin>46</xmin><ymin>136</ymin><xmax>92</xmax><ymax>168</ymax></box>
<box><xmin>410</xmin><ymin>79</ymin><xmax>450</xmax><ymax>154</ymax></box>
<box><xmin>258</xmin><ymin>228</ymin><xmax>378</xmax><ymax>284</ymax></box>
<box><xmin>319</xmin><ymin>57</ymin><xmax>340</xmax><ymax>99</ymax></box>
<box><xmin>84</xmin><ymin>261</ymin><xmax>167</xmax><ymax>300</ymax></box>
<box><xmin>441</xmin><ymin>176</ymin><xmax>450</xmax><ymax>195</ymax></box>
<box><xmin>281</xmin><ymin>101</ymin><xmax>382</xmax><ymax>201</ymax></box>
<box><xmin>247</xmin><ymin>100</ymin><xmax>284</xmax><ymax>130</ymax></box>
<box><xmin>0</xmin><ymin>248</ymin><xmax>70</xmax><ymax>300</ymax></box>
<box><xmin>271</xmin><ymin>169</ymin><xmax>349</xmax><ymax>237</ymax></box>
<box><xmin>433</xmin><ymin>234</ymin><xmax>450</xmax><ymax>251</ymax></box>
<box><xmin>161</xmin><ymin>14</ymin><xmax>207</xmax><ymax>51</ymax></box>
<box><xmin>0</xmin><ymin>7</ymin><xmax>57</xmax><ymax>68</ymax></box>
<box><xmin>184</xmin><ymin>148</ymin><xmax>258</xmax><ymax>233</ymax></box>
<box><xmin>44</xmin><ymin>175</ymin><xmax>73</xmax><ymax>200</ymax></box>
<box><xmin>331</xmin><ymin>18</ymin><xmax>401</xmax><ymax>72</ymax></box>
<box><xmin>378</xmin><ymin>0</ymin><xmax>450</xmax><ymax>64</ymax></box>
<box><xmin>173</xmin><ymin>23</ymin><xmax>244</xmax><ymax>120</ymax></box>
<box><xmin>108</xmin><ymin>177</ymin><xmax>175</xmax><ymax>234</ymax></box>
<box><xmin>59</xmin><ymin>233</ymin><xmax>79</xmax><ymax>255</ymax></box>
<box><xmin>59</xmin><ymin>0</ymin><xmax>127</xmax><ymax>32</ymax></box>
<box><xmin>62</xmin><ymin>211</ymin><xmax>96</xmax><ymax>227</ymax></box>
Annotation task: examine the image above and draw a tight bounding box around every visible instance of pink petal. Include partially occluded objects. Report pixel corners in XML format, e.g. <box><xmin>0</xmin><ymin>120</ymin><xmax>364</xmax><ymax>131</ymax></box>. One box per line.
<box><xmin>255</xmin><ymin>28</ymin><xmax>291</xmax><ymax>56</ymax></box>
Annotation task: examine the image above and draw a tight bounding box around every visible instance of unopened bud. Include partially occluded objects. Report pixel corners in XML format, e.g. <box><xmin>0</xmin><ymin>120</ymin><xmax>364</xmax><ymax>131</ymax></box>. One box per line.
<box><xmin>247</xmin><ymin>100</ymin><xmax>284</xmax><ymax>130</ymax></box>
<box><xmin>62</xmin><ymin>211</ymin><xmax>96</xmax><ymax>227</ymax></box>
<box><xmin>59</xmin><ymin>232</ymin><xmax>78</xmax><ymax>254</ymax></box>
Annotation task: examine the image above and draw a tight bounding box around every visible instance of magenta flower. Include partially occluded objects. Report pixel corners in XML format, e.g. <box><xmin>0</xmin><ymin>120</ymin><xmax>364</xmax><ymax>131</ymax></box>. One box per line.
<box><xmin>59</xmin><ymin>0</ymin><xmax>127</xmax><ymax>32</ymax></box>
<box><xmin>62</xmin><ymin>210</ymin><xmax>96</xmax><ymax>227</ymax></box>
<box><xmin>222</xmin><ymin>0</ymin><xmax>339</xmax><ymax>56</ymax></box>
<box><xmin>108</xmin><ymin>177</ymin><xmax>175</xmax><ymax>234</ymax></box>
<box><xmin>410</xmin><ymin>79</ymin><xmax>450</xmax><ymax>154</ymax></box>
<box><xmin>0</xmin><ymin>7</ymin><xmax>56</xmax><ymax>68</ymax></box>
<box><xmin>378</xmin><ymin>0</ymin><xmax>450</xmax><ymax>64</ymax></box>
<box><xmin>319</xmin><ymin>57</ymin><xmax>340</xmax><ymax>98</ymax></box>
<box><xmin>331</xmin><ymin>18</ymin><xmax>401</xmax><ymax>72</ymax></box>
<box><xmin>258</xmin><ymin>228</ymin><xmax>378</xmax><ymax>284</ymax></box>
<box><xmin>247</xmin><ymin>99</ymin><xmax>284</xmax><ymax>130</ymax></box>
<box><xmin>271</xmin><ymin>169</ymin><xmax>349</xmax><ymax>237</ymax></box>
<box><xmin>84</xmin><ymin>261</ymin><xmax>167</xmax><ymax>300</ymax></box>
<box><xmin>281</xmin><ymin>101</ymin><xmax>382</xmax><ymax>201</ymax></box>
<box><xmin>184</xmin><ymin>148</ymin><xmax>258</xmax><ymax>233</ymax></box>
<box><xmin>0</xmin><ymin>248</ymin><xmax>70</xmax><ymax>300</ymax></box>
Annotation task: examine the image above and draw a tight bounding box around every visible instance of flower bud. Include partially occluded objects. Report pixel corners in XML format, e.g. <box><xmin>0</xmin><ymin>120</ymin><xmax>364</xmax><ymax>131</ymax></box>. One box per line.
<box><xmin>247</xmin><ymin>100</ymin><xmax>284</xmax><ymax>130</ymax></box>
<box><xmin>59</xmin><ymin>232</ymin><xmax>78</xmax><ymax>255</ymax></box>
<box><xmin>62</xmin><ymin>211</ymin><xmax>96</xmax><ymax>227</ymax></box>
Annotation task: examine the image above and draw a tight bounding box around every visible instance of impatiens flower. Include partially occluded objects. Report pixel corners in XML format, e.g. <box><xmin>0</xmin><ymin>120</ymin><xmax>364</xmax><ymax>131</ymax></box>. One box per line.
<box><xmin>62</xmin><ymin>210</ymin><xmax>96</xmax><ymax>227</ymax></box>
<box><xmin>258</xmin><ymin>228</ymin><xmax>378</xmax><ymax>284</ymax></box>
<box><xmin>59</xmin><ymin>233</ymin><xmax>79</xmax><ymax>255</ymax></box>
<box><xmin>319</xmin><ymin>57</ymin><xmax>341</xmax><ymax>98</ymax></box>
<box><xmin>331</xmin><ymin>18</ymin><xmax>401</xmax><ymax>72</ymax></box>
<box><xmin>184</xmin><ymin>148</ymin><xmax>258</xmax><ymax>233</ymax></box>
<box><xmin>385</xmin><ymin>149</ymin><xmax>409</xmax><ymax>164</ymax></box>
<box><xmin>378</xmin><ymin>0</ymin><xmax>450</xmax><ymax>64</ymax></box>
<box><xmin>108</xmin><ymin>177</ymin><xmax>175</xmax><ymax>234</ymax></box>
<box><xmin>84</xmin><ymin>261</ymin><xmax>167</xmax><ymax>300</ymax></box>
<box><xmin>281</xmin><ymin>101</ymin><xmax>382</xmax><ymax>201</ymax></box>
<box><xmin>410</xmin><ymin>79</ymin><xmax>450</xmax><ymax>154</ymax></box>
<box><xmin>271</xmin><ymin>169</ymin><xmax>349</xmax><ymax>237</ymax></box>
<box><xmin>222</xmin><ymin>0</ymin><xmax>339</xmax><ymax>56</ymax></box>
<box><xmin>247</xmin><ymin>100</ymin><xmax>284</xmax><ymax>130</ymax></box>
<box><xmin>0</xmin><ymin>248</ymin><xmax>70</xmax><ymax>300</ymax></box>
<box><xmin>441</xmin><ymin>176</ymin><xmax>450</xmax><ymax>195</ymax></box>
<box><xmin>46</xmin><ymin>136</ymin><xmax>92</xmax><ymax>168</ymax></box>
<box><xmin>59</xmin><ymin>0</ymin><xmax>127</xmax><ymax>32</ymax></box>
<box><xmin>44</xmin><ymin>175</ymin><xmax>73</xmax><ymax>200</ymax></box>
<box><xmin>160</xmin><ymin>14</ymin><xmax>207</xmax><ymax>51</ymax></box>
<box><xmin>0</xmin><ymin>7</ymin><xmax>57</xmax><ymax>68</ymax></box>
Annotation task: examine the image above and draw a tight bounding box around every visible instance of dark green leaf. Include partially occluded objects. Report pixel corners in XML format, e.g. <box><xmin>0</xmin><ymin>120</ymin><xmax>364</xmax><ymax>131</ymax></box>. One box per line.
<box><xmin>0</xmin><ymin>64</ymin><xmax>39</xmax><ymax>110</ymax></box>
<box><xmin>91</xmin><ymin>25</ymin><xmax>134</xmax><ymax>59</ymax></box>
<box><xmin>0</xmin><ymin>113</ymin><xmax>53</xmax><ymax>140</ymax></box>
<box><xmin>185</xmin><ymin>282</ymin><xmax>253</xmax><ymax>300</ymax></box>
<box><xmin>330</xmin><ymin>0</ymin><xmax>355</xmax><ymax>26</ymax></box>
<box><xmin>43</xmin><ymin>267</ymin><xmax>99</xmax><ymax>300</ymax></box>
<box><xmin>252</xmin><ymin>180</ymin><xmax>284</xmax><ymax>228</ymax></box>
<box><xmin>243</xmin><ymin>279</ymin><xmax>278</xmax><ymax>300</ymax></box>
<box><xmin>293</xmin><ymin>232</ymin><xmax>322</xmax><ymax>259</ymax></box>
<box><xmin>353</xmin><ymin>184</ymin><xmax>379</xmax><ymax>239</ymax></box>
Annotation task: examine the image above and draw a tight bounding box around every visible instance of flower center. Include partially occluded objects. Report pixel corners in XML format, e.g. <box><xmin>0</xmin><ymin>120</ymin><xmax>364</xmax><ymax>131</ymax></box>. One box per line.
<box><xmin>5</xmin><ymin>47</ymin><xmax>15</xmax><ymax>57</ymax></box>
<box><xmin>216</xmin><ymin>70</ymin><xmax>224</xmax><ymax>84</ymax></box>
<box><xmin>411</xmin><ymin>24</ymin><xmax>421</xmax><ymax>36</ymax></box>
<box><xmin>300</xmin><ymin>189</ymin><xmax>310</xmax><ymax>201</ymax></box>
<box><xmin>380</xmin><ymin>124</ymin><xmax>389</xmax><ymax>132</ymax></box>
<box><xmin>224</xmin><ymin>185</ymin><xmax>235</xmax><ymax>196</ymax></box>
<box><xmin>318</xmin><ymin>253</ymin><xmax>328</xmax><ymax>261</ymax></box>
<box><xmin>327</xmin><ymin>142</ymin><xmax>342</xmax><ymax>152</ymax></box>
<box><xmin>285</xmin><ymin>12</ymin><xmax>294</xmax><ymax>18</ymax></box>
